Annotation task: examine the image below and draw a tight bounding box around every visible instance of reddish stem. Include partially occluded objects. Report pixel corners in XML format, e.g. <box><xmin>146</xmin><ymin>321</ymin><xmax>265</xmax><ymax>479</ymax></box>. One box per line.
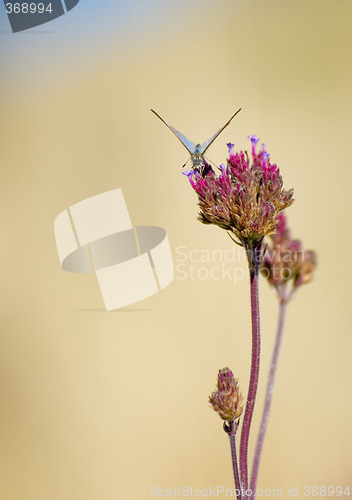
<box><xmin>249</xmin><ymin>298</ymin><xmax>288</xmax><ymax>499</ymax></box>
<box><xmin>226</xmin><ymin>421</ymin><xmax>243</xmax><ymax>500</ymax></box>
<box><xmin>239</xmin><ymin>252</ymin><xmax>261</xmax><ymax>496</ymax></box>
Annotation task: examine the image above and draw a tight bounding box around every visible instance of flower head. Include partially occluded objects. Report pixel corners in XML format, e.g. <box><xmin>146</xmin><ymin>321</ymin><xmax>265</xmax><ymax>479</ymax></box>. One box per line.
<box><xmin>184</xmin><ymin>138</ymin><xmax>294</xmax><ymax>250</ymax></box>
<box><xmin>209</xmin><ymin>367</ymin><xmax>243</xmax><ymax>422</ymax></box>
<box><xmin>261</xmin><ymin>213</ymin><xmax>317</xmax><ymax>299</ymax></box>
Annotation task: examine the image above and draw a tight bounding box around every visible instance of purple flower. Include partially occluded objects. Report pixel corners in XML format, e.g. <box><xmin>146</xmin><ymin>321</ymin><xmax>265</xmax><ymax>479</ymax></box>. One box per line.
<box><xmin>184</xmin><ymin>137</ymin><xmax>294</xmax><ymax>247</ymax></box>
<box><xmin>248</xmin><ymin>135</ymin><xmax>260</xmax><ymax>155</ymax></box>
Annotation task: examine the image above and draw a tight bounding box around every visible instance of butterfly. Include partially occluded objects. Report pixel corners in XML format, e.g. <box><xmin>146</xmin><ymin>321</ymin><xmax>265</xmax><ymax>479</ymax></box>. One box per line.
<box><xmin>151</xmin><ymin>108</ymin><xmax>241</xmax><ymax>170</ymax></box>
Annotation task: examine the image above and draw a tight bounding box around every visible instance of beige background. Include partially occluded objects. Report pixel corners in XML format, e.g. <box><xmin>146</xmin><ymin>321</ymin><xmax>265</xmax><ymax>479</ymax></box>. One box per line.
<box><xmin>1</xmin><ymin>0</ymin><xmax>351</xmax><ymax>498</ymax></box>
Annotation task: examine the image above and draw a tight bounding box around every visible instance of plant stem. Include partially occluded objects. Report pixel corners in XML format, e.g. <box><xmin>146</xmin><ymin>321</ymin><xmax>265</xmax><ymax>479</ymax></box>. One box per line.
<box><xmin>250</xmin><ymin>297</ymin><xmax>288</xmax><ymax>499</ymax></box>
<box><xmin>239</xmin><ymin>251</ymin><xmax>261</xmax><ymax>497</ymax></box>
<box><xmin>226</xmin><ymin>421</ymin><xmax>243</xmax><ymax>500</ymax></box>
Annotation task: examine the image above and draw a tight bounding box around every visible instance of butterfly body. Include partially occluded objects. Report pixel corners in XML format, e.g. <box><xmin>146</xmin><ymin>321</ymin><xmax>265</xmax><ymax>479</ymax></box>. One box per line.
<box><xmin>151</xmin><ymin>108</ymin><xmax>241</xmax><ymax>170</ymax></box>
<box><xmin>189</xmin><ymin>146</ymin><xmax>204</xmax><ymax>168</ymax></box>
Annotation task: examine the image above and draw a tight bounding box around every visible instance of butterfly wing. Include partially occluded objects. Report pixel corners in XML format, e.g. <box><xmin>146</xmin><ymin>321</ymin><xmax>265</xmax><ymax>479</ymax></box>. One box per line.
<box><xmin>151</xmin><ymin>109</ymin><xmax>196</xmax><ymax>154</ymax></box>
<box><xmin>199</xmin><ymin>108</ymin><xmax>241</xmax><ymax>154</ymax></box>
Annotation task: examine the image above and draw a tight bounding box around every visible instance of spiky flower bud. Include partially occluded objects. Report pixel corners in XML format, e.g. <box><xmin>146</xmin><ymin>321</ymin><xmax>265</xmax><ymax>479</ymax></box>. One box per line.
<box><xmin>261</xmin><ymin>213</ymin><xmax>317</xmax><ymax>298</ymax></box>
<box><xmin>209</xmin><ymin>368</ymin><xmax>243</xmax><ymax>422</ymax></box>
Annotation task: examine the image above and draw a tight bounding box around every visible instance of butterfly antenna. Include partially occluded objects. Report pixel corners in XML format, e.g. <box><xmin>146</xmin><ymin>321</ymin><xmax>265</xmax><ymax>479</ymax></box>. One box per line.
<box><xmin>182</xmin><ymin>158</ymin><xmax>191</xmax><ymax>169</ymax></box>
<box><xmin>203</xmin><ymin>155</ymin><xmax>219</xmax><ymax>170</ymax></box>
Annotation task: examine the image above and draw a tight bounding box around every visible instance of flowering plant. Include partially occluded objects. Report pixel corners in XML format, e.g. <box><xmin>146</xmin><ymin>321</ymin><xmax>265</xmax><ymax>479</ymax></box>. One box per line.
<box><xmin>184</xmin><ymin>137</ymin><xmax>293</xmax><ymax>261</ymax></box>
<box><xmin>183</xmin><ymin>136</ymin><xmax>316</xmax><ymax>500</ymax></box>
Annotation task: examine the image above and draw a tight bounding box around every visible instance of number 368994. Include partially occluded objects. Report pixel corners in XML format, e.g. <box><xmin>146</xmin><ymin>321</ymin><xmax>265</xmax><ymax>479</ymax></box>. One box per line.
<box><xmin>5</xmin><ymin>3</ymin><xmax>53</xmax><ymax>14</ymax></box>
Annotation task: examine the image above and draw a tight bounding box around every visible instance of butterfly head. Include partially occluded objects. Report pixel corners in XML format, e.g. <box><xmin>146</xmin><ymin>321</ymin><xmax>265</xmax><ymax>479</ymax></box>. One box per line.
<box><xmin>191</xmin><ymin>151</ymin><xmax>204</xmax><ymax>168</ymax></box>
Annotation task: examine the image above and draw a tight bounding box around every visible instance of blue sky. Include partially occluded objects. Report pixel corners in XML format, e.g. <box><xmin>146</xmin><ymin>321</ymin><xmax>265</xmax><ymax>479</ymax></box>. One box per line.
<box><xmin>0</xmin><ymin>0</ymin><xmax>208</xmax><ymax>92</ymax></box>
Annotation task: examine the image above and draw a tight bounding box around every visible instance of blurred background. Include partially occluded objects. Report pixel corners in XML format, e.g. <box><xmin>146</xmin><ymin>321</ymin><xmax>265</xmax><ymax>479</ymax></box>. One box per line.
<box><xmin>0</xmin><ymin>0</ymin><xmax>351</xmax><ymax>498</ymax></box>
